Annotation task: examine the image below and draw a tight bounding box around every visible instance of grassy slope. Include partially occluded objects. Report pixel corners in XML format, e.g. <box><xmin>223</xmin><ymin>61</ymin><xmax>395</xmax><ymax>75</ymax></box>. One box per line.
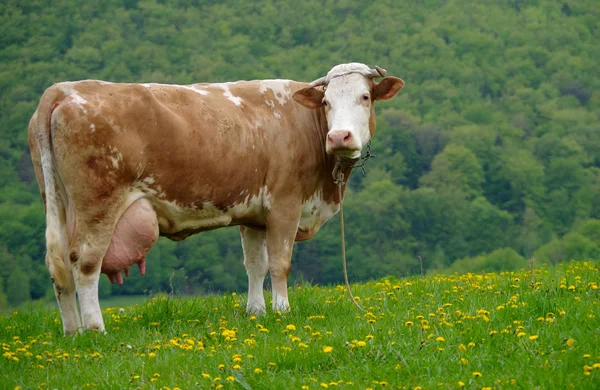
<box><xmin>1</xmin><ymin>261</ymin><xmax>599</xmax><ymax>389</ymax></box>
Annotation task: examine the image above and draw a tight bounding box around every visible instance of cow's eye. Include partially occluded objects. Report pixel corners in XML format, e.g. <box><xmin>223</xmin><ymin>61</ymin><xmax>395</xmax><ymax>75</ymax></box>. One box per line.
<box><xmin>362</xmin><ymin>94</ymin><xmax>370</xmax><ymax>101</ymax></box>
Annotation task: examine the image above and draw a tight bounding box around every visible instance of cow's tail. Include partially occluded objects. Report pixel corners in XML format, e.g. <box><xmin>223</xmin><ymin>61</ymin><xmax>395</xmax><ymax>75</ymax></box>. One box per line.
<box><xmin>35</xmin><ymin>86</ymin><xmax>69</xmax><ymax>287</ymax></box>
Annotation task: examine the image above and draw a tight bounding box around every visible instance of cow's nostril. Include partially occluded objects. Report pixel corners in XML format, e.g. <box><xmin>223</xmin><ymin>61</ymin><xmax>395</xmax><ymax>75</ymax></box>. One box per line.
<box><xmin>343</xmin><ymin>133</ymin><xmax>351</xmax><ymax>142</ymax></box>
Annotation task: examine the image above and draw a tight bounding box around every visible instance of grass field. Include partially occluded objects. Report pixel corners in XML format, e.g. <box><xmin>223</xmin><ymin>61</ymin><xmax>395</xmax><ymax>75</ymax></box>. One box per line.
<box><xmin>1</xmin><ymin>261</ymin><xmax>599</xmax><ymax>389</ymax></box>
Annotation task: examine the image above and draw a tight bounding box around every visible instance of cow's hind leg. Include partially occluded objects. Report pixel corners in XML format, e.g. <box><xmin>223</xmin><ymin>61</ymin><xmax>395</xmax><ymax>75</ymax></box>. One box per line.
<box><xmin>69</xmin><ymin>226</ymin><xmax>115</xmax><ymax>332</ymax></box>
<box><xmin>53</xmin><ymin>271</ymin><xmax>81</xmax><ymax>335</ymax></box>
<box><xmin>51</xmin><ymin>224</ymin><xmax>81</xmax><ymax>335</ymax></box>
<box><xmin>240</xmin><ymin>226</ymin><xmax>268</xmax><ymax>315</ymax></box>
<box><xmin>45</xmin><ymin>194</ymin><xmax>81</xmax><ymax>334</ymax></box>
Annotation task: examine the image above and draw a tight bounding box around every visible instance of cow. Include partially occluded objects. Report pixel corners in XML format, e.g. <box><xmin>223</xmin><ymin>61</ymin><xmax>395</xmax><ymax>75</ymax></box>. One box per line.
<box><xmin>28</xmin><ymin>62</ymin><xmax>404</xmax><ymax>334</ymax></box>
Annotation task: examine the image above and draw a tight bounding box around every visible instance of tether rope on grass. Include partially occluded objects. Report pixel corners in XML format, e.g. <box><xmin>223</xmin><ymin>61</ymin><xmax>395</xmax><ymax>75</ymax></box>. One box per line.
<box><xmin>333</xmin><ymin>159</ymin><xmax>364</xmax><ymax>312</ymax></box>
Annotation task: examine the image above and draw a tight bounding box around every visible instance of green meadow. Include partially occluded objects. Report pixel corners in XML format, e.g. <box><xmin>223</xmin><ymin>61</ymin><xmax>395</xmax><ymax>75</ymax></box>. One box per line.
<box><xmin>1</xmin><ymin>261</ymin><xmax>598</xmax><ymax>389</ymax></box>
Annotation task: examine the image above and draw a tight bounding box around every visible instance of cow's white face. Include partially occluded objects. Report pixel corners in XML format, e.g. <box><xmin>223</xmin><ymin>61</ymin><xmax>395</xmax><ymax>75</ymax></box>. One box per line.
<box><xmin>293</xmin><ymin>63</ymin><xmax>404</xmax><ymax>159</ymax></box>
<box><xmin>323</xmin><ymin>74</ymin><xmax>373</xmax><ymax>158</ymax></box>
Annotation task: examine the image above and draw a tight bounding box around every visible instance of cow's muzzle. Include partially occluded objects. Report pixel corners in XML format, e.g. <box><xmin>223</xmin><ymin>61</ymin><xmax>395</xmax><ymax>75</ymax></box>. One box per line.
<box><xmin>327</xmin><ymin>130</ymin><xmax>361</xmax><ymax>157</ymax></box>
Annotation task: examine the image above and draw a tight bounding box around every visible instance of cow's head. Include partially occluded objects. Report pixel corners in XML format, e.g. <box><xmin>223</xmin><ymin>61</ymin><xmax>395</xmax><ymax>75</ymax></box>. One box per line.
<box><xmin>293</xmin><ymin>63</ymin><xmax>404</xmax><ymax>159</ymax></box>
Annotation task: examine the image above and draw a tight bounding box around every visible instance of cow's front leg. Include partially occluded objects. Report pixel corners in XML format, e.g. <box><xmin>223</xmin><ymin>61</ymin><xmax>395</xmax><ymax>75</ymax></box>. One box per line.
<box><xmin>240</xmin><ymin>226</ymin><xmax>268</xmax><ymax>315</ymax></box>
<box><xmin>266</xmin><ymin>204</ymin><xmax>300</xmax><ymax>312</ymax></box>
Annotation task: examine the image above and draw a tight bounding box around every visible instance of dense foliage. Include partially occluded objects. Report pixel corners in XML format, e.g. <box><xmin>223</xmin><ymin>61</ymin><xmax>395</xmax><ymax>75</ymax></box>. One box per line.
<box><xmin>1</xmin><ymin>0</ymin><xmax>599</xmax><ymax>305</ymax></box>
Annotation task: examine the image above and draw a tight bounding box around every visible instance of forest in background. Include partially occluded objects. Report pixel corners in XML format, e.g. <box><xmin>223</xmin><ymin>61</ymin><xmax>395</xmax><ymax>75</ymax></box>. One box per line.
<box><xmin>1</xmin><ymin>0</ymin><xmax>599</xmax><ymax>307</ymax></box>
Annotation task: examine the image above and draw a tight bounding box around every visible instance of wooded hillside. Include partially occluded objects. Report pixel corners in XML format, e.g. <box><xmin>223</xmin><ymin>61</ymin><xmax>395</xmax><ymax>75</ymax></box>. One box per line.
<box><xmin>1</xmin><ymin>0</ymin><xmax>599</xmax><ymax>305</ymax></box>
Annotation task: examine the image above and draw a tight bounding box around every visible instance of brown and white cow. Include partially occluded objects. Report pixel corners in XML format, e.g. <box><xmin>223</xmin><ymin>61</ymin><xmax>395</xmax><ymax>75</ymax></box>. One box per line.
<box><xmin>28</xmin><ymin>63</ymin><xmax>404</xmax><ymax>334</ymax></box>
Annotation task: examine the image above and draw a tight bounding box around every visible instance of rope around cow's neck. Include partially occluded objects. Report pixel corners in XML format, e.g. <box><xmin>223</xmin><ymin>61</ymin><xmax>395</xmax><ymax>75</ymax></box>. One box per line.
<box><xmin>332</xmin><ymin>145</ymin><xmax>375</xmax><ymax>312</ymax></box>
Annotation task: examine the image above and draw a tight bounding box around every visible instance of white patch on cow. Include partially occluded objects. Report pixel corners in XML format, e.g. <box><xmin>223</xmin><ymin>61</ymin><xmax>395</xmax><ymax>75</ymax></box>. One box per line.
<box><xmin>258</xmin><ymin>80</ymin><xmax>291</xmax><ymax>105</ymax></box>
<box><xmin>107</xmin><ymin>146</ymin><xmax>123</xmax><ymax>169</ymax></box>
<box><xmin>143</xmin><ymin>176</ymin><xmax>155</xmax><ymax>185</ymax></box>
<box><xmin>140</xmin><ymin>83</ymin><xmax>209</xmax><ymax>96</ymax></box>
<box><xmin>262</xmin><ymin>186</ymin><xmax>273</xmax><ymax>211</ymax></box>
<box><xmin>180</xmin><ymin>85</ymin><xmax>209</xmax><ymax>96</ymax></box>
<box><xmin>70</xmin><ymin>92</ymin><xmax>88</xmax><ymax>114</ymax></box>
<box><xmin>264</xmin><ymin>99</ymin><xmax>281</xmax><ymax>119</ymax></box>
<box><xmin>110</xmin><ymin>156</ymin><xmax>119</xmax><ymax>169</ymax></box>
<box><xmin>90</xmin><ymin>124</ymin><xmax>95</xmax><ymax>133</ymax></box>
<box><xmin>214</xmin><ymin>83</ymin><xmax>242</xmax><ymax>106</ymax></box>
<box><xmin>283</xmin><ymin>239</ymin><xmax>290</xmax><ymax>253</ymax></box>
<box><xmin>299</xmin><ymin>190</ymin><xmax>339</xmax><ymax>234</ymax></box>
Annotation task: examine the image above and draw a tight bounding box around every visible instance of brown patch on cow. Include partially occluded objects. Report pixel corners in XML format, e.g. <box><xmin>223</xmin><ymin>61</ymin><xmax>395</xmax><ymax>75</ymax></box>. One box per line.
<box><xmin>87</xmin><ymin>156</ymin><xmax>99</xmax><ymax>169</ymax></box>
<box><xmin>369</xmin><ymin>105</ymin><xmax>377</xmax><ymax>136</ymax></box>
<box><xmin>92</xmin><ymin>210</ymin><xmax>107</xmax><ymax>223</ymax></box>
<box><xmin>96</xmin><ymin>188</ymin><xmax>113</xmax><ymax>201</ymax></box>
<box><xmin>41</xmin><ymin>192</ymin><xmax>47</xmax><ymax>213</ymax></box>
<box><xmin>81</xmin><ymin>261</ymin><xmax>98</xmax><ymax>275</ymax></box>
<box><xmin>69</xmin><ymin>250</ymin><xmax>79</xmax><ymax>263</ymax></box>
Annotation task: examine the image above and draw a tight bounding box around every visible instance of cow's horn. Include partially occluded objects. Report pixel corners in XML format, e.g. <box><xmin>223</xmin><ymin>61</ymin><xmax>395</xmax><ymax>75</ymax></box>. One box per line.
<box><xmin>308</xmin><ymin>76</ymin><xmax>327</xmax><ymax>88</ymax></box>
<box><xmin>375</xmin><ymin>66</ymin><xmax>387</xmax><ymax>77</ymax></box>
<box><xmin>369</xmin><ymin>66</ymin><xmax>387</xmax><ymax>78</ymax></box>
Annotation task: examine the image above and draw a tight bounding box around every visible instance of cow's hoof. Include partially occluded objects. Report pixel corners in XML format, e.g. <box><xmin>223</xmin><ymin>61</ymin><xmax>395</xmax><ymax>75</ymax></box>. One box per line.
<box><xmin>246</xmin><ymin>305</ymin><xmax>266</xmax><ymax>316</ymax></box>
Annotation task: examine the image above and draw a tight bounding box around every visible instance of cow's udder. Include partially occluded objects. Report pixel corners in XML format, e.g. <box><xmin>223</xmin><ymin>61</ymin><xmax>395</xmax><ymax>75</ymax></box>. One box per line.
<box><xmin>102</xmin><ymin>198</ymin><xmax>158</xmax><ymax>284</ymax></box>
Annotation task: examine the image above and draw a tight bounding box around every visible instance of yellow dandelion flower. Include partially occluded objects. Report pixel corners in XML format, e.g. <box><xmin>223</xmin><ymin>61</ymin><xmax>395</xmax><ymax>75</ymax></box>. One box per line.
<box><xmin>286</xmin><ymin>324</ymin><xmax>296</xmax><ymax>331</ymax></box>
<box><xmin>365</xmin><ymin>334</ymin><xmax>374</xmax><ymax>340</ymax></box>
<box><xmin>254</xmin><ymin>368</ymin><xmax>263</xmax><ymax>374</ymax></box>
<box><xmin>323</xmin><ymin>346</ymin><xmax>333</xmax><ymax>353</ymax></box>
<box><xmin>226</xmin><ymin>376</ymin><xmax>235</xmax><ymax>382</ymax></box>
<box><xmin>566</xmin><ymin>338</ymin><xmax>575</xmax><ymax>347</ymax></box>
<box><xmin>405</xmin><ymin>321</ymin><xmax>414</xmax><ymax>326</ymax></box>
<box><xmin>583</xmin><ymin>354</ymin><xmax>591</xmax><ymax>358</ymax></box>
<box><xmin>320</xmin><ymin>383</ymin><xmax>329</xmax><ymax>388</ymax></box>
<box><xmin>529</xmin><ymin>335</ymin><xmax>538</xmax><ymax>341</ymax></box>
<box><xmin>232</xmin><ymin>364</ymin><xmax>241</xmax><ymax>370</ymax></box>
<box><xmin>436</xmin><ymin>336</ymin><xmax>445</xmax><ymax>342</ymax></box>
<box><xmin>357</xmin><ymin>341</ymin><xmax>367</xmax><ymax>347</ymax></box>
<box><xmin>202</xmin><ymin>373</ymin><xmax>211</xmax><ymax>379</ymax></box>
<box><xmin>516</xmin><ymin>332</ymin><xmax>526</xmax><ymax>338</ymax></box>
<box><xmin>458</xmin><ymin>381</ymin><xmax>465</xmax><ymax>387</ymax></box>
<box><xmin>472</xmin><ymin>372</ymin><xmax>482</xmax><ymax>377</ymax></box>
<box><xmin>460</xmin><ymin>358</ymin><xmax>469</xmax><ymax>365</ymax></box>
<box><xmin>149</xmin><ymin>352</ymin><xmax>156</xmax><ymax>358</ymax></box>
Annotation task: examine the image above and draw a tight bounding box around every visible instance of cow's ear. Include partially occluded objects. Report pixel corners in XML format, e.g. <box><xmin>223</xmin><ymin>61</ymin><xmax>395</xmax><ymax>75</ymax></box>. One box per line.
<box><xmin>293</xmin><ymin>87</ymin><xmax>325</xmax><ymax>109</ymax></box>
<box><xmin>374</xmin><ymin>77</ymin><xmax>405</xmax><ymax>101</ymax></box>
